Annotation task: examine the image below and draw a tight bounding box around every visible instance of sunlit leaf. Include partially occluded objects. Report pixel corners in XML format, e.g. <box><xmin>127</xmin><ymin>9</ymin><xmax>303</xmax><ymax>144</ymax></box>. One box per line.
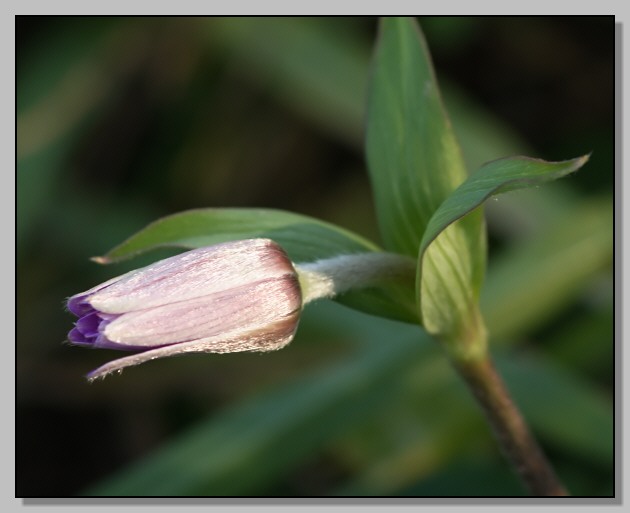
<box><xmin>418</xmin><ymin>155</ymin><xmax>590</xmax><ymax>340</ymax></box>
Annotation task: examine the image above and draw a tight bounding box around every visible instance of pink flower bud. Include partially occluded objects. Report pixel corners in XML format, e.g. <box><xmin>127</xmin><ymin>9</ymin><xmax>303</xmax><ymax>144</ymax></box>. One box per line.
<box><xmin>66</xmin><ymin>239</ymin><xmax>302</xmax><ymax>380</ymax></box>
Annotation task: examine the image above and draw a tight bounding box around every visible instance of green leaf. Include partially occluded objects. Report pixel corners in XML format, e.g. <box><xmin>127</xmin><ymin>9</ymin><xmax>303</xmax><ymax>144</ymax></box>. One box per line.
<box><xmin>365</xmin><ymin>17</ymin><xmax>486</xmax><ymax>344</ymax></box>
<box><xmin>365</xmin><ymin>17</ymin><xmax>470</xmax><ymax>257</ymax></box>
<box><xmin>95</xmin><ymin>207</ymin><xmax>419</xmax><ymax>323</ymax></box>
<box><xmin>418</xmin><ymin>155</ymin><xmax>590</xmax><ymax>341</ymax></box>
<box><xmin>96</xmin><ymin>207</ymin><xmax>379</xmax><ymax>263</ymax></box>
<box><xmin>420</xmin><ymin>155</ymin><xmax>591</xmax><ymax>252</ymax></box>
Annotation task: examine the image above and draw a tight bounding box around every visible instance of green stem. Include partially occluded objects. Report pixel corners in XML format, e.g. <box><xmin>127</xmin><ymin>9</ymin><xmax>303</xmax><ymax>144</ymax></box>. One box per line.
<box><xmin>453</xmin><ymin>354</ymin><xmax>568</xmax><ymax>496</ymax></box>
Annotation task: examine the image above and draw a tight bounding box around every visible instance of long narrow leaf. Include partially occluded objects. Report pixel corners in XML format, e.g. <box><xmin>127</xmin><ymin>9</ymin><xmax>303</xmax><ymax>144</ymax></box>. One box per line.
<box><xmin>365</xmin><ymin>17</ymin><xmax>472</xmax><ymax>257</ymax></box>
<box><xmin>96</xmin><ymin>207</ymin><xmax>380</xmax><ymax>264</ymax></box>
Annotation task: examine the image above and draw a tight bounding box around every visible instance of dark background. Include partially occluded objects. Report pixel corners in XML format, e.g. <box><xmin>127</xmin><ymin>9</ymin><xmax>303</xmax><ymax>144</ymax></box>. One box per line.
<box><xmin>16</xmin><ymin>16</ymin><xmax>614</xmax><ymax>497</ymax></box>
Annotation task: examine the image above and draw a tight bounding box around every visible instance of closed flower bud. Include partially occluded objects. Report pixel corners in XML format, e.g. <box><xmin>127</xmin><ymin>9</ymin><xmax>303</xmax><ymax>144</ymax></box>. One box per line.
<box><xmin>67</xmin><ymin>239</ymin><xmax>302</xmax><ymax>380</ymax></box>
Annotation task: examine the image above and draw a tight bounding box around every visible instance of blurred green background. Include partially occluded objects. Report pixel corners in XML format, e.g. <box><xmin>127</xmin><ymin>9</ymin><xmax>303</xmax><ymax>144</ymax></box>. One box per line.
<box><xmin>17</xmin><ymin>16</ymin><xmax>614</xmax><ymax>497</ymax></box>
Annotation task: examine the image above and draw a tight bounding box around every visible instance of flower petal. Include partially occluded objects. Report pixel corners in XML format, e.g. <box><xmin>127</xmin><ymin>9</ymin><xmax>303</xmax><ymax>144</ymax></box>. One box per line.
<box><xmin>75</xmin><ymin>312</ymin><xmax>102</xmax><ymax>339</ymax></box>
<box><xmin>102</xmin><ymin>276</ymin><xmax>301</xmax><ymax>347</ymax></box>
<box><xmin>67</xmin><ymin>271</ymin><xmax>135</xmax><ymax>315</ymax></box>
<box><xmin>86</xmin><ymin>239</ymin><xmax>296</xmax><ymax>314</ymax></box>
<box><xmin>68</xmin><ymin>327</ymin><xmax>92</xmax><ymax>346</ymax></box>
<box><xmin>86</xmin><ymin>316</ymin><xmax>300</xmax><ymax>381</ymax></box>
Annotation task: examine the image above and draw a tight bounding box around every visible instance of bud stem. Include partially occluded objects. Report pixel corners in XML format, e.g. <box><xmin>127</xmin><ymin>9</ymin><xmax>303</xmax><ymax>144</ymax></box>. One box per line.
<box><xmin>294</xmin><ymin>252</ymin><xmax>416</xmax><ymax>304</ymax></box>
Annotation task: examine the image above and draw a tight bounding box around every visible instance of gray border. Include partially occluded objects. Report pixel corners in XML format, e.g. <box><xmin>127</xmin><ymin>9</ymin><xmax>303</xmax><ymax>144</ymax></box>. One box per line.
<box><xmin>12</xmin><ymin>16</ymin><xmax>621</xmax><ymax>511</ymax></box>
<box><xmin>17</xmin><ymin>496</ymin><xmax>612</xmax><ymax>505</ymax></box>
<box><xmin>614</xmin><ymin>20</ymin><xmax>623</xmax><ymax>506</ymax></box>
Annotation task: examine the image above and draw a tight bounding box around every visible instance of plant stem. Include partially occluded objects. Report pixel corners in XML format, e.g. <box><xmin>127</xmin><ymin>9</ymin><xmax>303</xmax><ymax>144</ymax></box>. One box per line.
<box><xmin>453</xmin><ymin>354</ymin><xmax>568</xmax><ymax>496</ymax></box>
<box><xmin>295</xmin><ymin>252</ymin><xmax>416</xmax><ymax>304</ymax></box>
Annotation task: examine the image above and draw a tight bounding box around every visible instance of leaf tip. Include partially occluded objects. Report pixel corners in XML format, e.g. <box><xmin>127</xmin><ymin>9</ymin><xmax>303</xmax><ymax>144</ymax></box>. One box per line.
<box><xmin>90</xmin><ymin>255</ymin><xmax>111</xmax><ymax>265</ymax></box>
<box><xmin>577</xmin><ymin>153</ymin><xmax>591</xmax><ymax>167</ymax></box>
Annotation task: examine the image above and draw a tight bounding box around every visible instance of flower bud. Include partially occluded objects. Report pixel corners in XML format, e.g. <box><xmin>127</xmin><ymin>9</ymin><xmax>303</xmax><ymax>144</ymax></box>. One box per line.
<box><xmin>67</xmin><ymin>239</ymin><xmax>302</xmax><ymax>380</ymax></box>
